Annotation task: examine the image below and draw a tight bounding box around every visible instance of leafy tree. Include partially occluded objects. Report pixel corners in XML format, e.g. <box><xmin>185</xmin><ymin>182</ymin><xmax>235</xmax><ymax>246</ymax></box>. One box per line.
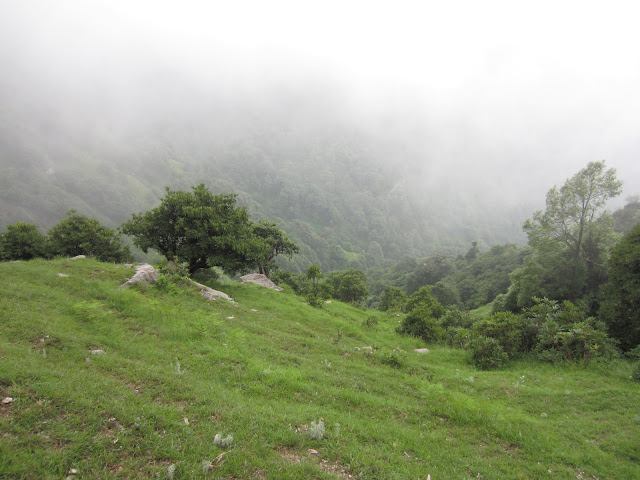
<box><xmin>336</xmin><ymin>271</ymin><xmax>369</xmax><ymax>303</ymax></box>
<box><xmin>48</xmin><ymin>211</ymin><xmax>132</xmax><ymax>262</ymax></box>
<box><xmin>514</xmin><ymin>161</ymin><xmax>622</xmax><ymax>308</ymax></box>
<box><xmin>600</xmin><ymin>223</ymin><xmax>640</xmax><ymax>351</ymax></box>
<box><xmin>249</xmin><ymin>220</ymin><xmax>299</xmax><ymax>278</ymax></box>
<box><xmin>122</xmin><ymin>185</ymin><xmax>254</xmax><ymax>275</ymax></box>
<box><xmin>378</xmin><ymin>286</ymin><xmax>408</xmax><ymax>312</ymax></box>
<box><xmin>0</xmin><ymin>222</ymin><xmax>47</xmax><ymax>260</ymax></box>
<box><xmin>404</xmin><ymin>286</ymin><xmax>446</xmax><ymax>316</ymax></box>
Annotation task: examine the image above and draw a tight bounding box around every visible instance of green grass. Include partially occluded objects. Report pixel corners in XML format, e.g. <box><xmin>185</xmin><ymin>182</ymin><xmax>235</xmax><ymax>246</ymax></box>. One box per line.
<box><xmin>1</xmin><ymin>258</ymin><xmax>639</xmax><ymax>479</ymax></box>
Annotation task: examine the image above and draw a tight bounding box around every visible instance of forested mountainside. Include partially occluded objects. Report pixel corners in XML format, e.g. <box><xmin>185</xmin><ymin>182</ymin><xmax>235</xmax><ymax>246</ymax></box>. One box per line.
<box><xmin>0</xmin><ymin>85</ymin><xmax>532</xmax><ymax>272</ymax></box>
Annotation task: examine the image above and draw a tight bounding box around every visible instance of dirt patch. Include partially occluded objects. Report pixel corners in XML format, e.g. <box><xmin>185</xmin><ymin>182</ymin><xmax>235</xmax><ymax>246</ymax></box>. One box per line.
<box><xmin>277</xmin><ymin>446</ymin><xmax>355</xmax><ymax>479</ymax></box>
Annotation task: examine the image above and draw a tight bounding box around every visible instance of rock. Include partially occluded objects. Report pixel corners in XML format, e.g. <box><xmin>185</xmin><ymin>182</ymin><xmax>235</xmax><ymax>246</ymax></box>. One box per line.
<box><xmin>189</xmin><ymin>279</ymin><xmax>234</xmax><ymax>302</ymax></box>
<box><xmin>71</xmin><ymin>255</ymin><xmax>85</xmax><ymax>260</ymax></box>
<box><xmin>120</xmin><ymin>264</ymin><xmax>158</xmax><ymax>287</ymax></box>
<box><xmin>56</xmin><ymin>273</ymin><xmax>69</xmax><ymax>277</ymax></box>
<box><xmin>239</xmin><ymin>273</ymin><xmax>283</xmax><ymax>291</ymax></box>
<box><xmin>90</xmin><ymin>349</ymin><xmax>105</xmax><ymax>355</ymax></box>
<box><xmin>414</xmin><ymin>348</ymin><xmax>430</xmax><ymax>354</ymax></box>
<box><xmin>308</xmin><ymin>449</ymin><xmax>319</xmax><ymax>454</ymax></box>
<box><xmin>124</xmin><ymin>264</ymin><xmax>134</xmax><ymax>269</ymax></box>
<box><xmin>2</xmin><ymin>397</ymin><xmax>13</xmax><ymax>405</ymax></box>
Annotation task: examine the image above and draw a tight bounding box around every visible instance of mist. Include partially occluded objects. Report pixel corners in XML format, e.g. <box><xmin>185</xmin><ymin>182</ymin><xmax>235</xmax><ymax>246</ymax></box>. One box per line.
<box><xmin>1</xmin><ymin>0</ymin><xmax>639</xmax><ymax>248</ymax></box>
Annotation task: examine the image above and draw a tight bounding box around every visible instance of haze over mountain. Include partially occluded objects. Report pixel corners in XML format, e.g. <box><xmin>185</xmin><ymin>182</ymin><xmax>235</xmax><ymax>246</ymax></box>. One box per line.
<box><xmin>1</xmin><ymin>0</ymin><xmax>639</xmax><ymax>269</ymax></box>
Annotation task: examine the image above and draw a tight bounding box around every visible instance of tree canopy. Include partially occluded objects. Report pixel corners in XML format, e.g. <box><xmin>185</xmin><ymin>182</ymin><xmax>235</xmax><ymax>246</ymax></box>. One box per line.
<box><xmin>121</xmin><ymin>185</ymin><xmax>298</xmax><ymax>276</ymax></box>
<box><xmin>510</xmin><ymin>161</ymin><xmax>622</xmax><ymax>309</ymax></box>
<box><xmin>599</xmin><ymin>223</ymin><xmax>640</xmax><ymax>351</ymax></box>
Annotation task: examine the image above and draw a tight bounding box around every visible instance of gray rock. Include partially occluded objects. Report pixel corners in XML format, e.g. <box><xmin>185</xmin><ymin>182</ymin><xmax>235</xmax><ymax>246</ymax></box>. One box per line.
<box><xmin>71</xmin><ymin>255</ymin><xmax>86</xmax><ymax>260</ymax></box>
<box><xmin>120</xmin><ymin>264</ymin><xmax>158</xmax><ymax>287</ymax></box>
<box><xmin>414</xmin><ymin>348</ymin><xmax>430</xmax><ymax>354</ymax></box>
<box><xmin>239</xmin><ymin>273</ymin><xmax>283</xmax><ymax>291</ymax></box>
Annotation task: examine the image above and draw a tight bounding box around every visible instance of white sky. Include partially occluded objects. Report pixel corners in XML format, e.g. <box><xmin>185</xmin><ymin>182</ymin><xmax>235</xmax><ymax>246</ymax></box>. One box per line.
<box><xmin>1</xmin><ymin>0</ymin><xmax>639</xmax><ymax>200</ymax></box>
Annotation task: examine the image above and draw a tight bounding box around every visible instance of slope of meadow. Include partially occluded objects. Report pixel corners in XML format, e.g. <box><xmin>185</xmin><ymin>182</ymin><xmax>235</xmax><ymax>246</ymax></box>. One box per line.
<box><xmin>0</xmin><ymin>258</ymin><xmax>638</xmax><ymax>479</ymax></box>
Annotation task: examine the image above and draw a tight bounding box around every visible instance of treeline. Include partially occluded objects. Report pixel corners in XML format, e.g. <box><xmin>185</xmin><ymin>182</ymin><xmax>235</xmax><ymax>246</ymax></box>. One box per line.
<box><xmin>371</xmin><ymin>161</ymin><xmax>640</xmax><ymax>368</ymax></box>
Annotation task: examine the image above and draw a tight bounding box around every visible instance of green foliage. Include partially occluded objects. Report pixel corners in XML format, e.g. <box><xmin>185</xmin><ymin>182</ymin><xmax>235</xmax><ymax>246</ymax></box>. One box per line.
<box><xmin>431</xmin><ymin>280</ymin><xmax>462</xmax><ymax>308</ymax></box>
<box><xmin>48</xmin><ymin>210</ymin><xmax>132</xmax><ymax>262</ymax></box>
<box><xmin>122</xmin><ymin>185</ymin><xmax>254</xmax><ymax>275</ymax></box>
<box><xmin>470</xmin><ymin>336</ymin><xmax>509</xmax><ymax>370</ymax></box>
<box><xmin>398</xmin><ymin>307</ymin><xmax>445</xmax><ymax>343</ymax></box>
<box><xmin>378</xmin><ymin>286</ymin><xmax>407</xmax><ymax>312</ymax></box>
<box><xmin>325</xmin><ymin>269</ymin><xmax>368</xmax><ymax>304</ymax></box>
<box><xmin>249</xmin><ymin>220</ymin><xmax>299</xmax><ymax>278</ymax></box>
<box><xmin>405</xmin><ymin>255</ymin><xmax>455</xmax><ymax>294</ymax></box>
<box><xmin>525</xmin><ymin>298</ymin><xmax>617</xmax><ymax>365</ymax></box>
<box><xmin>515</xmin><ymin>161</ymin><xmax>622</xmax><ymax>309</ymax></box>
<box><xmin>0</xmin><ymin>222</ymin><xmax>47</xmax><ymax>260</ymax></box>
<box><xmin>599</xmin><ymin>223</ymin><xmax>640</xmax><ymax>351</ymax></box>
<box><xmin>472</xmin><ymin>312</ymin><xmax>536</xmax><ymax>358</ymax></box>
<box><xmin>404</xmin><ymin>285</ymin><xmax>446</xmax><ymax>316</ymax></box>
<box><xmin>397</xmin><ymin>288</ymin><xmax>446</xmax><ymax>343</ymax></box>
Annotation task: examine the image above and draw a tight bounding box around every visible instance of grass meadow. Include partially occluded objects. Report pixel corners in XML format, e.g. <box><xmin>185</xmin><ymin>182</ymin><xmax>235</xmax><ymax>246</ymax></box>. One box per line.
<box><xmin>1</xmin><ymin>258</ymin><xmax>638</xmax><ymax>479</ymax></box>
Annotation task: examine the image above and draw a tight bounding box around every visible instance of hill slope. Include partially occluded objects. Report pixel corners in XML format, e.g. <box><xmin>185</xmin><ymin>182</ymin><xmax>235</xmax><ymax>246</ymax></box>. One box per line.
<box><xmin>1</xmin><ymin>259</ymin><xmax>638</xmax><ymax>479</ymax></box>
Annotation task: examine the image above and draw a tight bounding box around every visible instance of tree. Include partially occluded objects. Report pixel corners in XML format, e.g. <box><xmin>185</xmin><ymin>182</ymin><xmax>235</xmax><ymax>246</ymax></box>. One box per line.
<box><xmin>600</xmin><ymin>223</ymin><xmax>640</xmax><ymax>351</ymax></box>
<box><xmin>250</xmin><ymin>220</ymin><xmax>299</xmax><ymax>278</ymax></box>
<box><xmin>122</xmin><ymin>185</ymin><xmax>254</xmax><ymax>275</ymax></box>
<box><xmin>48</xmin><ymin>211</ymin><xmax>132</xmax><ymax>262</ymax></box>
<box><xmin>336</xmin><ymin>271</ymin><xmax>369</xmax><ymax>303</ymax></box>
<box><xmin>378</xmin><ymin>286</ymin><xmax>408</xmax><ymax>312</ymax></box>
<box><xmin>515</xmin><ymin>161</ymin><xmax>622</xmax><ymax>307</ymax></box>
<box><xmin>0</xmin><ymin>222</ymin><xmax>47</xmax><ymax>260</ymax></box>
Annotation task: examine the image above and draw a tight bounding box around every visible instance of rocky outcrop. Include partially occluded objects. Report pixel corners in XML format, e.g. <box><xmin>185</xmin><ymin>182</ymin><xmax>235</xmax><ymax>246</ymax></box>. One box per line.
<box><xmin>239</xmin><ymin>273</ymin><xmax>283</xmax><ymax>291</ymax></box>
<box><xmin>120</xmin><ymin>264</ymin><xmax>158</xmax><ymax>287</ymax></box>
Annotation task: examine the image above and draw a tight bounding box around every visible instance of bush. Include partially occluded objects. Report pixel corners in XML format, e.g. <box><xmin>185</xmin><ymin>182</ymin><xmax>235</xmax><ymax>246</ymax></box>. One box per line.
<box><xmin>397</xmin><ymin>306</ymin><xmax>445</xmax><ymax>343</ymax></box>
<box><xmin>0</xmin><ymin>222</ymin><xmax>47</xmax><ymax>260</ymax></box>
<box><xmin>527</xmin><ymin>299</ymin><xmax>618</xmax><ymax>364</ymax></box>
<box><xmin>632</xmin><ymin>362</ymin><xmax>640</xmax><ymax>382</ymax></box>
<box><xmin>472</xmin><ymin>312</ymin><xmax>536</xmax><ymax>358</ymax></box>
<box><xmin>470</xmin><ymin>336</ymin><xmax>508</xmax><ymax>370</ymax></box>
<box><xmin>48</xmin><ymin>210</ymin><xmax>132</xmax><ymax>262</ymax></box>
<box><xmin>446</xmin><ymin>327</ymin><xmax>472</xmax><ymax>349</ymax></box>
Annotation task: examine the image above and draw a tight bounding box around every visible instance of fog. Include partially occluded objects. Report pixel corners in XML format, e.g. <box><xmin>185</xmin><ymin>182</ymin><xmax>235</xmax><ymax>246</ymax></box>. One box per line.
<box><xmin>2</xmin><ymin>0</ymin><xmax>639</xmax><ymax>212</ymax></box>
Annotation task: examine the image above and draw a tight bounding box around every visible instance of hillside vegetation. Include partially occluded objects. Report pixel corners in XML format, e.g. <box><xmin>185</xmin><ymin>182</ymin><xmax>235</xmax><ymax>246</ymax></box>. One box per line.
<box><xmin>1</xmin><ymin>258</ymin><xmax>638</xmax><ymax>479</ymax></box>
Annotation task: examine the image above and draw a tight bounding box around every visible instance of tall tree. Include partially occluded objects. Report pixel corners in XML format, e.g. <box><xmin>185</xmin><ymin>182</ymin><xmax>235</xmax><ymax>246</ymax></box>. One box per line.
<box><xmin>514</xmin><ymin>161</ymin><xmax>622</xmax><ymax>308</ymax></box>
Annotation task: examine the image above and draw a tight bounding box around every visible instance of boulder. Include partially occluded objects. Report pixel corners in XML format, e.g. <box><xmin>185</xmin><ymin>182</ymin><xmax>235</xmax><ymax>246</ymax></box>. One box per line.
<box><xmin>189</xmin><ymin>279</ymin><xmax>234</xmax><ymax>302</ymax></box>
<box><xmin>238</xmin><ymin>273</ymin><xmax>283</xmax><ymax>291</ymax></box>
<box><xmin>120</xmin><ymin>264</ymin><xmax>158</xmax><ymax>287</ymax></box>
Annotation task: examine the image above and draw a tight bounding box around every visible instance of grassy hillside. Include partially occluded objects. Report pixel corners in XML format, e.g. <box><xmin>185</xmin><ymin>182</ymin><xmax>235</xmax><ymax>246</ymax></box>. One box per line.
<box><xmin>1</xmin><ymin>259</ymin><xmax>638</xmax><ymax>479</ymax></box>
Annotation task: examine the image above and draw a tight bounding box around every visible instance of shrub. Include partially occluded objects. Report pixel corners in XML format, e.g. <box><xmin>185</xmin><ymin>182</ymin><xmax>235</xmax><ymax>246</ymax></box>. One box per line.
<box><xmin>632</xmin><ymin>362</ymin><xmax>640</xmax><ymax>382</ymax></box>
<box><xmin>48</xmin><ymin>210</ymin><xmax>132</xmax><ymax>262</ymax></box>
<box><xmin>0</xmin><ymin>222</ymin><xmax>47</xmax><ymax>260</ymax></box>
<box><xmin>527</xmin><ymin>298</ymin><xmax>618</xmax><ymax>364</ymax></box>
<box><xmin>470</xmin><ymin>336</ymin><xmax>508</xmax><ymax>370</ymax></box>
<box><xmin>397</xmin><ymin>306</ymin><xmax>445</xmax><ymax>343</ymax></box>
<box><xmin>446</xmin><ymin>327</ymin><xmax>472</xmax><ymax>349</ymax></box>
<box><xmin>472</xmin><ymin>312</ymin><xmax>536</xmax><ymax>358</ymax></box>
